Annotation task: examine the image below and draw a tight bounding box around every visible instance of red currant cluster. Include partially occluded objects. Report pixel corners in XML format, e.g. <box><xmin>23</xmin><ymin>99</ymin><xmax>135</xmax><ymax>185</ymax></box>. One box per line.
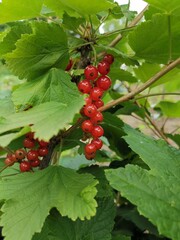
<box><xmin>4</xmin><ymin>132</ymin><xmax>49</xmax><ymax>172</ymax></box>
<box><xmin>78</xmin><ymin>54</ymin><xmax>114</xmax><ymax>160</ymax></box>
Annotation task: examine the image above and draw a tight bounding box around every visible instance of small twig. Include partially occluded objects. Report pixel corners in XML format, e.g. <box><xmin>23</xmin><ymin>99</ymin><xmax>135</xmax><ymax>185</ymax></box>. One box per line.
<box><xmin>135</xmin><ymin>92</ymin><xmax>180</xmax><ymax>100</ymax></box>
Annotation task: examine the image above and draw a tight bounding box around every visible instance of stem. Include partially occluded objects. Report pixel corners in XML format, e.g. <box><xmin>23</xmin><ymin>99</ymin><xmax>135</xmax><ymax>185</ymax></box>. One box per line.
<box><xmin>168</xmin><ymin>14</ymin><xmax>172</xmax><ymax>63</ymax></box>
<box><xmin>125</xmin><ymin>0</ymin><xmax>131</xmax><ymax>27</ymax></box>
<box><xmin>97</xmin><ymin>26</ymin><xmax>135</xmax><ymax>39</ymax></box>
<box><xmin>98</xmin><ymin>58</ymin><xmax>180</xmax><ymax>112</ymax></box>
<box><xmin>135</xmin><ymin>92</ymin><xmax>180</xmax><ymax>100</ymax></box>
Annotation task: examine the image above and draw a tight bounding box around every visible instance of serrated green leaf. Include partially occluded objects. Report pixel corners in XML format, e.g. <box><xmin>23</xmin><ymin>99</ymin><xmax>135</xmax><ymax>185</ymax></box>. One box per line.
<box><xmin>0</xmin><ymin>0</ymin><xmax>44</xmax><ymax>24</ymax></box>
<box><xmin>0</xmin><ymin>166</ymin><xmax>98</xmax><ymax>240</ymax></box>
<box><xmin>106</xmin><ymin>126</ymin><xmax>180</xmax><ymax>240</ymax></box>
<box><xmin>157</xmin><ymin>101</ymin><xmax>180</xmax><ymax>117</ymax></box>
<box><xmin>63</xmin><ymin>12</ymin><xmax>85</xmax><ymax>32</ymax></box>
<box><xmin>33</xmin><ymin>198</ymin><xmax>115</xmax><ymax>240</ymax></box>
<box><xmin>128</xmin><ymin>14</ymin><xmax>180</xmax><ymax>63</ymax></box>
<box><xmin>12</xmin><ymin>68</ymin><xmax>82</xmax><ymax>106</ymax></box>
<box><xmin>0</xmin><ymin>100</ymin><xmax>84</xmax><ymax>143</ymax></box>
<box><xmin>109</xmin><ymin>67</ymin><xmax>137</xmax><ymax>83</ymax></box>
<box><xmin>5</xmin><ymin>21</ymin><xmax>69</xmax><ymax>80</ymax></box>
<box><xmin>144</xmin><ymin>0</ymin><xmax>180</xmax><ymax>16</ymax></box>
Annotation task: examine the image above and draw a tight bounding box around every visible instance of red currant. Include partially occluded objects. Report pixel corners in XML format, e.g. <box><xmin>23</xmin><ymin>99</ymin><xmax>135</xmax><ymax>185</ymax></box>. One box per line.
<box><xmin>84</xmin><ymin>143</ymin><xmax>97</xmax><ymax>155</ymax></box>
<box><xmin>78</xmin><ymin>79</ymin><xmax>92</xmax><ymax>94</ymax></box>
<box><xmin>65</xmin><ymin>59</ymin><xmax>73</xmax><ymax>71</ymax></box>
<box><xmin>7</xmin><ymin>153</ymin><xmax>17</xmax><ymax>162</ymax></box>
<box><xmin>81</xmin><ymin>120</ymin><xmax>93</xmax><ymax>133</ymax></box>
<box><xmin>97</xmin><ymin>61</ymin><xmax>110</xmax><ymax>75</ymax></box>
<box><xmin>85</xmin><ymin>152</ymin><xmax>96</xmax><ymax>160</ymax></box>
<box><xmin>94</xmin><ymin>99</ymin><xmax>104</xmax><ymax>108</ymax></box>
<box><xmin>20</xmin><ymin>161</ymin><xmax>31</xmax><ymax>172</ymax></box>
<box><xmin>25</xmin><ymin>132</ymin><xmax>34</xmax><ymax>140</ymax></box>
<box><xmin>23</xmin><ymin>138</ymin><xmax>35</xmax><ymax>148</ymax></box>
<box><xmin>85</xmin><ymin>97</ymin><xmax>92</xmax><ymax>105</ymax></box>
<box><xmin>103</xmin><ymin>54</ymin><xmax>114</xmax><ymax>65</ymax></box>
<box><xmin>30</xmin><ymin>159</ymin><xmax>40</xmax><ymax>167</ymax></box>
<box><xmin>91</xmin><ymin>138</ymin><xmax>103</xmax><ymax>150</ymax></box>
<box><xmin>91</xmin><ymin>125</ymin><xmax>104</xmax><ymax>138</ymax></box>
<box><xmin>15</xmin><ymin>149</ymin><xmax>26</xmax><ymax>160</ymax></box>
<box><xmin>84</xmin><ymin>104</ymin><xmax>97</xmax><ymax>117</ymax></box>
<box><xmin>84</xmin><ymin>65</ymin><xmax>98</xmax><ymax>81</ymax></box>
<box><xmin>27</xmin><ymin>150</ymin><xmax>39</xmax><ymax>161</ymax></box>
<box><xmin>90</xmin><ymin>87</ymin><xmax>103</xmax><ymax>101</ymax></box>
<box><xmin>38</xmin><ymin>140</ymin><xmax>49</xmax><ymax>148</ymax></box>
<box><xmin>96</xmin><ymin>76</ymin><xmax>112</xmax><ymax>91</ymax></box>
<box><xmin>38</xmin><ymin>147</ymin><xmax>48</xmax><ymax>157</ymax></box>
<box><xmin>90</xmin><ymin>111</ymin><xmax>103</xmax><ymax>124</ymax></box>
<box><xmin>4</xmin><ymin>157</ymin><xmax>14</xmax><ymax>166</ymax></box>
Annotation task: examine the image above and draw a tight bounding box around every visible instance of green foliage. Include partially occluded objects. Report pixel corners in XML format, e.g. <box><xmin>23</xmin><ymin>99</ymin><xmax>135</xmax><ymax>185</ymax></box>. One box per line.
<box><xmin>0</xmin><ymin>166</ymin><xmax>98</xmax><ymax>240</ymax></box>
<box><xmin>157</xmin><ymin>100</ymin><xmax>180</xmax><ymax>117</ymax></box>
<box><xmin>106</xmin><ymin>126</ymin><xmax>180</xmax><ymax>240</ymax></box>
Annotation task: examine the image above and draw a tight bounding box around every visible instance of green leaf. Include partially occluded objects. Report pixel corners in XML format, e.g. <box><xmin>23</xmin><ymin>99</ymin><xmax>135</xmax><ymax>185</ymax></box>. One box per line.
<box><xmin>0</xmin><ymin>22</ymin><xmax>32</xmax><ymax>56</ymax></box>
<box><xmin>0</xmin><ymin>166</ymin><xmax>98</xmax><ymax>240</ymax></box>
<box><xmin>133</xmin><ymin>62</ymin><xmax>180</xmax><ymax>87</ymax></box>
<box><xmin>0</xmin><ymin>97</ymin><xmax>15</xmax><ymax>117</ymax></box>
<box><xmin>144</xmin><ymin>0</ymin><xmax>180</xmax><ymax>16</ymax></box>
<box><xmin>157</xmin><ymin>100</ymin><xmax>180</xmax><ymax>117</ymax></box>
<box><xmin>63</xmin><ymin>12</ymin><xmax>85</xmax><ymax>32</ymax></box>
<box><xmin>33</xmin><ymin>198</ymin><xmax>115</xmax><ymax>240</ymax></box>
<box><xmin>5</xmin><ymin>21</ymin><xmax>69</xmax><ymax>80</ymax></box>
<box><xmin>128</xmin><ymin>14</ymin><xmax>180</xmax><ymax>63</ymax></box>
<box><xmin>109</xmin><ymin>67</ymin><xmax>137</xmax><ymax>83</ymax></box>
<box><xmin>106</xmin><ymin>126</ymin><xmax>180</xmax><ymax>240</ymax></box>
<box><xmin>12</xmin><ymin>68</ymin><xmax>82</xmax><ymax>106</ymax></box>
<box><xmin>0</xmin><ymin>100</ymin><xmax>84</xmax><ymax>143</ymax></box>
<box><xmin>0</xmin><ymin>0</ymin><xmax>44</xmax><ymax>24</ymax></box>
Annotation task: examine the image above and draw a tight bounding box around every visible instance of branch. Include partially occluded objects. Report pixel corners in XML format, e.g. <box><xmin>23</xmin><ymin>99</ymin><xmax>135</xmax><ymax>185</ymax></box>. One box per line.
<box><xmin>135</xmin><ymin>92</ymin><xmax>180</xmax><ymax>100</ymax></box>
<box><xmin>98</xmin><ymin>58</ymin><xmax>180</xmax><ymax>112</ymax></box>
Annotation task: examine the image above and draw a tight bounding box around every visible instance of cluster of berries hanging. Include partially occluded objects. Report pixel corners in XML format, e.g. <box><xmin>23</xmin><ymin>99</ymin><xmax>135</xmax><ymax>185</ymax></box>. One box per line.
<box><xmin>4</xmin><ymin>132</ymin><xmax>49</xmax><ymax>172</ymax></box>
<box><xmin>78</xmin><ymin>54</ymin><xmax>114</xmax><ymax>160</ymax></box>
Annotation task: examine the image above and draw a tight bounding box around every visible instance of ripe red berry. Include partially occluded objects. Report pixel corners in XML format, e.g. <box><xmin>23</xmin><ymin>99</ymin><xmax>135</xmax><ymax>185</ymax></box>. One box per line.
<box><xmin>27</xmin><ymin>150</ymin><xmax>39</xmax><ymax>161</ymax></box>
<box><xmin>84</xmin><ymin>143</ymin><xmax>97</xmax><ymax>155</ymax></box>
<box><xmin>90</xmin><ymin>111</ymin><xmax>103</xmax><ymax>124</ymax></box>
<box><xmin>81</xmin><ymin>120</ymin><xmax>93</xmax><ymax>133</ymax></box>
<box><xmin>78</xmin><ymin>79</ymin><xmax>92</xmax><ymax>94</ymax></box>
<box><xmin>84</xmin><ymin>65</ymin><xmax>98</xmax><ymax>81</ymax></box>
<box><xmin>97</xmin><ymin>61</ymin><xmax>110</xmax><ymax>75</ymax></box>
<box><xmin>85</xmin><ymin>97</ymin><xmax>92</xmax><ymax>105</ymax></box>
<box><xmin>38</xmin><ymin>147</ymin><xmax>48</xmax><ymax>157</ymax></box>
<box><xmin>90</xmin><ymin>87</ymin><xmax>103</xmax><ymax>101</ymax></box>
<box><xmin>38</xmin><ymin>140</ymin><xmax>49</xmax><ymax>148</ymax></box>
<box><xmin>65</xmin><ymin>59</ymin><xmax>73</xmax><ymax>71</ymax></box>
<box><xmin>84</xmin><ymin>104</ymin><xmax>97</xmax><ymax>117</ymax></box>
<box><xmin>85</xmin><ymin>152</ymin><xmax>96</xmax><ymax>160</ymax></box>
<box><xmin>30</xmin><ymin>159</ymin><xmax>40</xmax><ymax>167</ymax></box>
<box><xmin>103</xmin><ymin>54</ymin><xmax>114</xmax><ymax>65</ymax></box>
<box><xmin>91</xmin><ymin>125</ymin><xmax>104</xmax><ymax>138</ymax></box>
<box><xmin>25</xmin><ymin>132</ymin><xmax>34</xmax><ymax>140</ymax></box>
<box><xmin>91</xmin><ymin>138</ymin><xmax>103</xmax><ymax>150</ymax></box>
<box><xmin>15</xmin><ymin>149</ymin><xmax>26</xmax><ymax>160</ymax></box>
<box><xmin>96</xmin><ymin>76</ymin><xmax>112</xmax><ymax>91</ymax></box>
<box><xmin>7</xmin><ymin>153</ymin><xmax>17</xmax><ymax>162</ymax></box>
<box><xmin>4</xmin><ymin>157</ymin><xmax>14</xmax><ymax>166</ymax></box>
<box><xmin>23</xmin><ymin>138</ymin><xmax>35</xmax><ymax>148</ymax></box>
<box><xmin>94</xmin><ymin>99</ymin><xmax>104</xmax><ymax>108</ymax></box>
<box><xmin>20</xmin><ymin>161</ymin><xmax>31</xmax><ymax>172</ymax></box>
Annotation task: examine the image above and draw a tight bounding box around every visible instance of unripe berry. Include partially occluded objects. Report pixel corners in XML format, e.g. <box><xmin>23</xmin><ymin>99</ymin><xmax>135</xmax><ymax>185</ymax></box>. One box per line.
<box><xmin>90</xmin><ymin>87</ymin><xmax>103</xmax><ymax>101</ymax></box>
<box><xmin>84</xmin><ymin>143</ymin><xmax>97</xmax><ymax>155</ymax></box>
<box><xmin>91</xmin><ymin>125</ymin><xmax>104</xmax><ymax>138</ymax></box>
<box><xmin>84</xmin><ymin>65</ymin><xmax>98</xmax><ymax>81</ymax></box>
<box><xmin>78</xmin><ymin>79</ymin><xmax>92</xmax><ymax>94</ymax></box>
<box><xmin>4</xmin><ymin>157</ymin><xmax>14</xmax><ymax>166</ymax></box>
<box><xmin>96</xmin><ymin>75</ymin><xmax>112</xmax><ymax>91</ymax></box>
<box><xmin>84</xmin><ymin>104</ymin><xmax>97</xmax><ymax>117</ymax></box>
<box><xmin>97</xmin><ymin>61</ymin><xmax>110</xmax><ymax>75</ymax></box>
<box><xmin>15</xmin><ymin>149</ymin><xmax>26</xmax><ymax>160</ymax></box>
<box><xmin>103</xmin><ymin>54</ymin><xmax>114</xmax><ymax>64</ymax></box>
<box><xmin>81</xmin><ymin>120</ymin><xmax>93</xmax><ymax>133</ymax></box>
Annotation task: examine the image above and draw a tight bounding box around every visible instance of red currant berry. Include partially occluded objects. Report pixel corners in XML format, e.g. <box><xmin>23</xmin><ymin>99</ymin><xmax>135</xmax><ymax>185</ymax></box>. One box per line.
<box><xmin>38</xmin><ymin>140</ymin><xmax>49</xmax><ymax>148</ymax></box>
<box><xmin>25</xmin><ymin>132</ymin><xmax>34</xmax><ymax>140</ymax></box>
<box><xmin>84</xmin><ymin>143</ymin><xmax>97</xmax><ymax>155</ymax></box>
<box><xmin>85</xmin><ymin>97</ymin><xmax>92</xmax><ymax>105</ymax></box>
<box><xmin>97</xmin><ymin>61</ymin><xmax>110</xmax><ymax>75</ymax></box>
<box><xmin>91</xmin><ymin>138</ymin><xmax>103</xmax><ymax>150</ymax></box>
<box><xmin>85</xmin><ymin>152</ymin><xmax>96</xmax><ymax>160</ymax></box>
<box><xmin>84</xmin><ymin>65</ymin><xmax>98</xmax><ymax>81</ymax></box>
<box><xmin>103</xmin><ymin>54</ymin><xmax>114</xmax><ymax>65</ymax></box>
<box><xmin>91</xmin><ymin>125</ymin><xmax>104</xmax><ymax>138</ymax></box>
<box><xmin>84</xmin><ymin>104</ymin><xmax>97</xmax><ymax>117</ymax></box>
<box><xmin>94</xmin><ymin>99</ymin><xmax>104</xmax><ymax>108</ymax></box>
<box><xmin>15</xmin><ymin>149</ymin><xmax>26</xmax><ymax>160</ymax></box>
<box><xmin>23</xmin><ymin>138</ymin><xmax>35</xmax><ymax>148</ymax></box>
<box><xmin>38</xmin><ymin>147</ymin><xmax>48</xmax><ymax>157</ymax></box>
<box><xmin>90</xmin><ymin>111</ymin><xmax>103</xmax><ymax>124</ymax></box>
<box><xmin>65</xmin><ymin>59</ymin><xmax>73</xmax><ymax>71</ymax></box>
<box><xmin>27</xmin><ymin>150</ymin><xmax>39</xmax><ymax>161</ymax></box>
<box><xmin>90</xmin><ymin>87</ymin><xmax>103</xmax><ymax>101</ymax></box>
<box><xmin>81</xmin><ymin>120</ymin><xmax>93</xmax><ymax>133</ymax></box>
<box><xmin>96</xmin><ymin>75</ymin><xmax>112</xmax><ymax>91</ymax></box>
<box><xmin>30</xmin><ymin>159</ymin><xmax>40</xmax><ymax>167</ymax></box>
<box><xmin>20</xmin><ymin>161</ymin><xmax>31</xmax><ymax>172</ymax></box>
<box><xmin>4</xmin><ymin>157</ymin><xmax>14</xmax><ymax>166</ymax></box>
<box><xmin>78</xmin><ymin>79</ymin><xmax>92</xmax><ymax>94</ymax></box>
<box><xmin>7</xmin><ymin>153</ymin><xmax>17</xmax><ymax>162</ymax></box>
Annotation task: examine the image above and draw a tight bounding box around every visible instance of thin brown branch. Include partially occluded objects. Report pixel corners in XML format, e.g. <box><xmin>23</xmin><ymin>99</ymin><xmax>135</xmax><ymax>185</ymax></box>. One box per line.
<box><xmin>135</xmin><ymin>92</ymin><xmax>180</xmax><ymax>100</ymax></box>
<box><xmin>98</xmin><ymin>58</ymin><xmax>180</xmax><ymax>112</ymax></box>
